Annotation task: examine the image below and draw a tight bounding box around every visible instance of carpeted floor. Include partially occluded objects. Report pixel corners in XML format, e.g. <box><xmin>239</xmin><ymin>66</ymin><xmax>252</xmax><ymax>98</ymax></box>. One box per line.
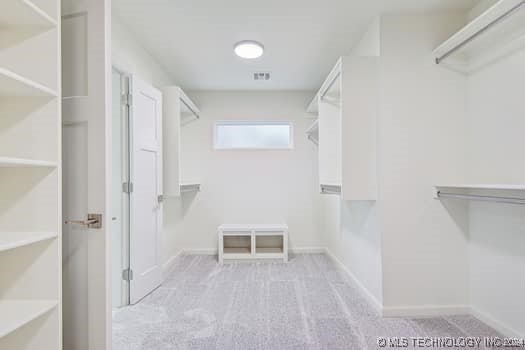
<box><xmin>113</xmin><ymin>254</ymin><xmax>502</xmax><ymax>350</ymax></box>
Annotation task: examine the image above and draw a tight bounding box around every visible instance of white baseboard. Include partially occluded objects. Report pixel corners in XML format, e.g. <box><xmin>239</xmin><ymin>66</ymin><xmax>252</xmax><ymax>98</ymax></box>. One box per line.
<box><xmin>183</xmin><ymin>248</ymin><xmax>217</xmax><ymax>255</ymax></box>
<box><xmin>182</xmin><ymin>247</ymin><xmax>327</xmax><ymax>255</ymax></box>
<box><xmin>290</xmin><ymin>247</ymin><xmax>326</xmax><ymax>254</ymax></box>
<box><xmin>162</xmin><ymin>250</ymin><xmax>183</xmax><ymax>279</ymax></box>
<box><xmin>470</xmin><ymin>306</ymin><xmax>524</xmax><ymax>338</ymax></box>
<box><xmin>382</xmin><ymin>304</ymin><xmax>470</xmax><ymax>318</ymax></box>
<box><xmin>324</xmin><ymin>247</ymin><xmax>383</xmax><ymax>315</ymax></box>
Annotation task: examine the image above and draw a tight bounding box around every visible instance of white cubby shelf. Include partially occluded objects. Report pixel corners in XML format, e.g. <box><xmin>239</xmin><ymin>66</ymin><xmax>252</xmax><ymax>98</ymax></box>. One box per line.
<box><xmin>218</xmin><ymin>224</ymin><xmax>289</xmax><ymax>264</ymax></box>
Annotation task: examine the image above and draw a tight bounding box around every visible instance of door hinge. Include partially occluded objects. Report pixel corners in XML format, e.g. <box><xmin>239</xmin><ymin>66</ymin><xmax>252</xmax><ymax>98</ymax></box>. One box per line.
<box><xmin>122</xmin><ymin>269</ymin><xmax>133</xmax><ymax>281</ymax></box>
<box><xmin>122</xmin><ymin>182</ymin><xmax>134</xmax><ymax>193</ymax></box>
<box><xmin>121</xmin><ymin>93</ymin><xmax>133</xmax><ymax>107</ymax></box>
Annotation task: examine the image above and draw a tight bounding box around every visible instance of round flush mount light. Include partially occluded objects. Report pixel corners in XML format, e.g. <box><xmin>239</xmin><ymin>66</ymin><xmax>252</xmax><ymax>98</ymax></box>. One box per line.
<box><xmin>234</xmin><ymin>40</ymin><xmax>264</xmax><ymax>59</ymax></box>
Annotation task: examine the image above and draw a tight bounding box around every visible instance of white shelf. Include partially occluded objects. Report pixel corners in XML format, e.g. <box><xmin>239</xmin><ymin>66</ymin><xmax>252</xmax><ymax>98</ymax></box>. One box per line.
<box><xmin>179</xmin><ymin>88</ymin><xmax>200</xmax><ymax>126</ymax></box>
<box><xmin>0</xmin><ymin>232</ymin><xmax>57</xmax><ymax>253</ymax></box>
<box><xmin>218</xmin><ymin>223</ymin><xmax>289</xmax><ymax>232</ymax></box>
<box><xmin>434</xmin><ymin>184</ymin><xmax>525</xmax><ymax>205</ymax></box>
<box><xmin>306</xmin><ymin>93</ymin><xmax>318</xmax><ymax>114</ymax></box>
<box><xmin>0</xmin><ymin>68</ymin><xmax>57</xmax><ymax>97</ymax></box>
<box><xmin>434</xmin><ymin>0</ymin><xmax>525</xmax><ymax>73</ymax></box>
<box><xmin>306</xmin><ymin>119</ymin><xmax>319</xmax><ymax>145</ymax></box>
<box><xmin>0</xmin><ymin>300</ymin><xmax>58</xmax><ymax>338</ymax></box>
<box><xmin>0</xmin><ymin>157</ymin><xmax>57</xmax><ymax>168</ymax></box>
<box><xmin>436</xmin><ymin>184</ymin><xmax>525</xmax><ymax>190</ymax></box>
<box><xmin>0</xmin><ymin>0</ymin><xmax>57</xmax><ymax>29</ymax></box>
<box><xmin>223</xmin><ymin>247</ymin><xmax>251</xmax><ymax>255</ymax></box>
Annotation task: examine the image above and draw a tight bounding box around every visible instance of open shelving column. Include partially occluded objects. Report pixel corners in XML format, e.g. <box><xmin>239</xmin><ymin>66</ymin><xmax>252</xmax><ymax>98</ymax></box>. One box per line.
<box><xmin>162</xmin><ymin>86</ymin><xmax>201</xmax><ymax>198</ymax></box>
<box><xmin>0</xmin><ymin>0</ymin><xmax>61</xmax><ymax>349</ymax></box>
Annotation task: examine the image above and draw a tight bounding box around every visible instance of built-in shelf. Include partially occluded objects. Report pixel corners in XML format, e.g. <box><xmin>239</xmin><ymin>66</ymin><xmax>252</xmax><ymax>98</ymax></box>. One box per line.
<box><xmin>306</xmin><ymin>94</ymin><xmax>318</xmax><ymax>114</ymax></box>
<box><xmin>0</xmin><ymin>68</ymin><xmax>57</xmax><ymax>97</ymax></box>
<box><xmin>0</xmin><ymin>299</ymin><xmax>58</xmax><ymax>338</ymax></box>
<box><xmin>180</xmin><ymin>183</ymin><xmax>201</xmax><ymax>193</ymax></box>
<box><xmin>0</xmin><ymin>0</ymin><xmax>57</xmax><ymax>30</ymax></box>
<box><xmin>0</xmin><ymin>232</ymin><xmax>57</xmax><ymax>253</ymax></box>
<box><xmin>434</xmin><ymin>0</ymin><xmax>525</xmax><ymax>73</ymax></box>
<box><xmin>306</xmin><ymin>119</ymin><xmax>319</xmax><ymax>145</ymax></box>
<box><xmin>0</xmin><ymin>157</ymin><xmax>57</xmax><ymax>168</ymax></box>
<box><xmin>434</xmin><ymin>184</ymin><xmax>525</xmax><ymax>205</ymax></box>
<box><xmin>179</xmin><ymin>89</ymin><xmax>200</xmax><ymax>126</ymax></box>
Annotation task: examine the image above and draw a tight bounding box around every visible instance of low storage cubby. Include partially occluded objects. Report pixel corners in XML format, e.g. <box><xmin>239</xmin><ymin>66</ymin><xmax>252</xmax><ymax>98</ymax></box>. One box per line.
<box><xmin>255</xmin><ymin>235</ymin><xmax>284</xmax><ymax>256</ymax></box>
<box><xmin>223</xmin><ymin>235</ymin><xmax>252</xmax><ymax>256</ymax></box>
<box><xmin>218</xmin><ymin>224</ymin><xmax>288</xmax><ymax>264</ymax></box>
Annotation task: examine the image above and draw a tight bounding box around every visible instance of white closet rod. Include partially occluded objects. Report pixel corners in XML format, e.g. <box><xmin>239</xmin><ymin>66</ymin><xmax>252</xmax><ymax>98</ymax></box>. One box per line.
<box><xmin>435</xmin><ymin>0</ymin><xmax>525</xmax><ymax>64</ymax></box>
<box><xmin>180</xmin><ymin>97</ymin><xmax>200</xmax><ymax>119</ymax></box>
<box><xmin>320</xmin><ymin>71</ymin><xmax>341</xmax><ymax>100</ymax></box>
<box><xmin>437</xmin><ymin>191</ymin><xmax>525</xmax><ymax>205</ymax></box>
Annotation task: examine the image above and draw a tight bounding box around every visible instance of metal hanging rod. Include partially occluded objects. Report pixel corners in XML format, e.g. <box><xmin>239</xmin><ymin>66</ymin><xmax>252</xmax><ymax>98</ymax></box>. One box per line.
<box><xmin>180</xmin><ymin>97</ymin><xmax>200</xmax><ymax>119</ymax></box>
<box><xmin>436</xmin><ymin>0</ymin><xmax>525</xmax><ymax>64</ymax></box>
<box><xmin>320</xmin><ymin>184</ymin><xmax>341</xmax><ymax>195</ymax></box>
<box><xmin>436</xmin><ymin>191</ymin><xmax>525</xmax><ymax>205</ymax></box>
<box><xmin>320</xmin><ymin>71</ymin><xmax>341</xmax><ymax>100</ymax></box>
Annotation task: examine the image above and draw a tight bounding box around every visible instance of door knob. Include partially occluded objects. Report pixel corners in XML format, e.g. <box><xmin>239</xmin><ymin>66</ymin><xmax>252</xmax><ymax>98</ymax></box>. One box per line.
<box><xmin>65</xmin><ymin>214</ymin><xmax>102</xmax><ymax>229</ymax></box>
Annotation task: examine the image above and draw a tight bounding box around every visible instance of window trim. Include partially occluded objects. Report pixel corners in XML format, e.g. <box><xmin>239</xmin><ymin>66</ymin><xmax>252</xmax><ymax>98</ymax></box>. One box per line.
<box><xmin>213</xmin><ymin>120</ymin><xmax>294</xmax><ymax>150</ymax></box>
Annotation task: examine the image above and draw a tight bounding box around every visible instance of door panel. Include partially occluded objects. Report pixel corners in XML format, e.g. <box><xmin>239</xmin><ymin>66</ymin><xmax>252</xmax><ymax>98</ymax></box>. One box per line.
<box><xmin>129</xmin><ymin>77</ymin><xmax>163</xmax><ymax>304</ymax></box>
<box><xmin>61</xmin><ymin>0</ymin><xmax>111</xmax><ymax>348</ymax></box>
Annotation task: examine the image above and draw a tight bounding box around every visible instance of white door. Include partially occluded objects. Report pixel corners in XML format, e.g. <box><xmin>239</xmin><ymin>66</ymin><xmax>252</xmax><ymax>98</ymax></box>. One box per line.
<box><xmin>129</xmin><ymin>76</ymin><xmax>163</xmax><ymax>304</ymax></box>
<box><xmin>62</xmin><ymin>0</ymin><xmax>111</xmax><ymax>349</ymax></box>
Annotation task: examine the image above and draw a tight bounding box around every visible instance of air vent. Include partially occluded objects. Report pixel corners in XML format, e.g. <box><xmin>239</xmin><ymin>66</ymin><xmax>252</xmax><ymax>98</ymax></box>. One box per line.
<box><xmin>253</xmin><ymin>72</ymin><xmax>270</xmax><ymax>81</ymax></box>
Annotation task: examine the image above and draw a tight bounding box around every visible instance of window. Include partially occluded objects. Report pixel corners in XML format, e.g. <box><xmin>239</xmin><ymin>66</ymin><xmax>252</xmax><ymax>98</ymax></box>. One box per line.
<box><xmin>214</xmin><ymin>121</ymin><xmax>293</xmax><ymax>149</ymax></box>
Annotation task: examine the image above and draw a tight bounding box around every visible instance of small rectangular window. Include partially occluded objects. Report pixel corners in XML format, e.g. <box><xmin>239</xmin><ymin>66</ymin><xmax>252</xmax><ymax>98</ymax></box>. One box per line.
<box><xmin>214</xmin><ymin>121</ymin><xmax>293</xmax><ymax>150</ymax></box>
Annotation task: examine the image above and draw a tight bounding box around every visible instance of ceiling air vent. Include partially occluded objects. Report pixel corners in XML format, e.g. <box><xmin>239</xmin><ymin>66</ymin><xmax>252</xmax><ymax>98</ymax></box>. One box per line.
<box><xmin>253</xmin><ymin>72</ymin><xmax>270</xmax><ymax>81</ymax></box>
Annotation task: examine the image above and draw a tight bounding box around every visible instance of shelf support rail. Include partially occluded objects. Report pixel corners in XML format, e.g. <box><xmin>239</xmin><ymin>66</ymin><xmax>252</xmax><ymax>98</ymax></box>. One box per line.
<box><xmin>436</xmin><ymin>191</ymin><xmax>525</xmax><ymax>205</ymax></box>
<box><xmin>435</xmin><ymin>0</ymin><xmax>525</xmax><ymax>64</ymax></box>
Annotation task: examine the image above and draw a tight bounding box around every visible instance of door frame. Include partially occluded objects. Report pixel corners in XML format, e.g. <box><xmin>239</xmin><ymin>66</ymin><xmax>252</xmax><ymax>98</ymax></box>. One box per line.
<box><xmin>111</xmin><ymin>66</ymin><xmax>131</xmax><ymax>307</ymax></box>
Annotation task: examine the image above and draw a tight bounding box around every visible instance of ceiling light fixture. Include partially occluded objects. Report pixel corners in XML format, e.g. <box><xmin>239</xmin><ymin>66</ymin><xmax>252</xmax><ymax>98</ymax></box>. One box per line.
<box><xmin>234</xmin><ymin>40</ymin><xmax>264</xmax><ymax>59</ymax></box>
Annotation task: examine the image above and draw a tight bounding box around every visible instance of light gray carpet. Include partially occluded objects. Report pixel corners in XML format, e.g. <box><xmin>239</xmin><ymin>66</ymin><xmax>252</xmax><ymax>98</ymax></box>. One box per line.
<box><xmin>113</xmin><ymin>254</ymin><xmax>502</xmax><ymax>350</ymax></box>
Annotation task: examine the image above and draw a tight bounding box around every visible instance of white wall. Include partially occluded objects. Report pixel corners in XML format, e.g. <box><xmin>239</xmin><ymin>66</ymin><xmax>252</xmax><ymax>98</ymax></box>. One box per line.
<box><xmin>379</xmin><ymin>14</ymin><xmax>470</xmax><ymax>315</ymax></box>
<box><xmin>112</xmin><ymin>16</ymin><xmax>174</xmax><ymax>88</ymax></box>
<box><xmin>320</xmin><ymin>20</ymin><xmax>383</xmax><ymax>308</ymax></box>
<box><xmin>167</xmin><ymin>91</ymin><xmax>323</xmax><ymax>252</ymax></box>
<box><xmin>466</xmin><ymin>49</ymin><xmax>525</xmax><ymax>337</ymax></box>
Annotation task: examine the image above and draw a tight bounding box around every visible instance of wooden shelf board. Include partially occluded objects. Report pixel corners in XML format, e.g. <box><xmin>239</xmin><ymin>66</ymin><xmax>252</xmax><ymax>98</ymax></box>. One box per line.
<box><xmin>0</xmin><ymin>68</ymin><xmax>57</xmax><ymax>97</ymax></box>
<box><xmin>0</xmin><ymin>299</ymin><xmax>58</xmax><ymax>338</ymax></box>
<box><xmin>0</xmin><ymin>157</ymin><xmax>57</xmax><ymax>168</ymax></box>
<box><xmin>0</xmin><ymin>232</ymin><xmax>57</xmax><ymax>253</ymax></box>
<box><xmin>0</xmin><ymin>0</ymin><xmax>57</xmax><ymax>29</ymax></box>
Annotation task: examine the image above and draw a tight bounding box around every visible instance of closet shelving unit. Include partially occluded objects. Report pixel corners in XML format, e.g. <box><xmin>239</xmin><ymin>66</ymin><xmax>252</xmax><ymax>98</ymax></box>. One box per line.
<box><xmin>162</xmin><ymin>86</ymin><xmax>201</xmax><ymax>198</ymax></box>
<box><xmin>433</xmin><ymin>0</ymin><xmax>525</xmax><ymax>73</ymax></box>
<box><xmin>307</xmin><ymin>56</ymin><xmax>378</xmax><ymax>200</ymax></box>
<box><xmin>434</xmin><ymin>185</ymin><xmax>525</xmax><ymax>205</ymax></box>
<box><xmin>0</xmin><ymin>0</ymin><xmax>61</xmax><ymax>348</ymax></box>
